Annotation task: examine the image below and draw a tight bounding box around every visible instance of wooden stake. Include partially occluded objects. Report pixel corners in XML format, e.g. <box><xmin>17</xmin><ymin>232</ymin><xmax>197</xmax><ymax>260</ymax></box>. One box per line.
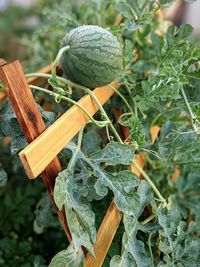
<box><xmin>0</xmin><ymin>60</ymin><xmax>71</xmax><ymax>240</ymax></box>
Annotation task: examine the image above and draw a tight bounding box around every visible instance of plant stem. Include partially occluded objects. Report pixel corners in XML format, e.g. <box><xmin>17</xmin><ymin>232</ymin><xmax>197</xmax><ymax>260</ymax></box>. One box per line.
<box><xmin>52</xmin><ymin>46</ymin><xmax>70</xmax><ymax>80</ymax></box>
<box><xmin>77</xmin><ymin>128</ymin><xmax>84</xmax><ymax>148</ymax></box>
<box><xmin>148</xmin><ymin>232</ymin><xmax>154</xmax><ymax>261</ymax></box>
<box><xmin>124</xmin><ymin>82</ymin><xmax>138</xmax><ymax>117</ymax></box>
<box><xmin>77</xmin><ymin>85</ymin><xmax>123</xmax><ymax>142</ymax></box>
<box><xmin>180</xmin><ymin>86</ymin><xmax>199</xmax><ymax>133</ymax></box>
<box><xmin>108</xmin><ymin>84</ymin><xmax>134</xmax><ymax>114</ymax></box>
<box><xmin>140</xmin><ymin>214</ymin><xmax>156</xmax><ymax>225</ymax></box>
<box><xmin>132</xmin><ymin>160</ymin><xmax>166</xmax><ymax>204</ymax></box>
<box><xmin>106</xmin><ymin>125</ymin><xmax>111</xmax><ymax>142</ymax></box>
<box><xmin>26</xmin><ymin>73</ymin><xmax>51</xmax><ymax>79</ymax></box>
<box><xmin>29</xmin><ymin>85</ymin><xmax>109</xmax><ymax>128</ymax></box>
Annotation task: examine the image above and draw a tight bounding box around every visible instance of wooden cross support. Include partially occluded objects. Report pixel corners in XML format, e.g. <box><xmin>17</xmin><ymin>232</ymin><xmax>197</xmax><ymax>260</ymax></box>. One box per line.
<box><xmin>0</xmin><ymin>59</ymin><xmax>71</xmax><ymax>240</ymax></box>
<box><xmin>0</xmin><ymin>59</ymin><xmax>159</xmax><ymax>266</ymax></box>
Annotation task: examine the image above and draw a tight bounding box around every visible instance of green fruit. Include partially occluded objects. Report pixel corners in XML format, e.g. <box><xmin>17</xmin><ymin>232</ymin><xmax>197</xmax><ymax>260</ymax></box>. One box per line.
<box><xmin>60</xmin><ymin>25</ymin><xmax>122</xmax><ymax>88</ymax></box>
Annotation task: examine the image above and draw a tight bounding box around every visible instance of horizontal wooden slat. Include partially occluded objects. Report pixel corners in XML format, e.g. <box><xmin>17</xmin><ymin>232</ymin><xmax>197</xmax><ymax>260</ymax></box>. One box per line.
<box><xmin>19</xmin><ymin>81</ymin><xmax>120</xmax><ymax>179</ymax></box>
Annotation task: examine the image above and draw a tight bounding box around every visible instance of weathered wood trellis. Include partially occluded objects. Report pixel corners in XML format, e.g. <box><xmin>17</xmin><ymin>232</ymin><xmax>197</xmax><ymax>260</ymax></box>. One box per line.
<box><xmin>0</xmin><ymin>58</ymin><xmax>160</xmax><ymax>266</ymax></box>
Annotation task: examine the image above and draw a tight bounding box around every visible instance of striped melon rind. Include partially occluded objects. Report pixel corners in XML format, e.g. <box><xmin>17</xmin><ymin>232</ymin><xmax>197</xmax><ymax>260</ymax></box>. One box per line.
<box><xmin>60</xmin><ymin>25</ymin><xmax>122</xmax><ymax>88</ymax></box>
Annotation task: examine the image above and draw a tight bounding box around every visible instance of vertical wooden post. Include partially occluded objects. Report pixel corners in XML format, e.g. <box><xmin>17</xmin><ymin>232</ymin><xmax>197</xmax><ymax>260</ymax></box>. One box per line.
<box><xmin>0</xmin><ymin>59</ymin><xmax>71</xmax><ymax>240</ymax></box>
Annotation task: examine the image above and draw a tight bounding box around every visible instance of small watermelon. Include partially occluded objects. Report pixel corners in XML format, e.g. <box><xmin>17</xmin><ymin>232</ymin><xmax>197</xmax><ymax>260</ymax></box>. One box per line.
<box><xmin>60</xmin><ymin>25</ymin><xmax>122</xmax><ymax>88</ymax></box>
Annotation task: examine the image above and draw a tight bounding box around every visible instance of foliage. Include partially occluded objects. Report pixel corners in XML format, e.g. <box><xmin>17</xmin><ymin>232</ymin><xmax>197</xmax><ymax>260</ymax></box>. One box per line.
<box><xmin>0</xmin><ymin>0</ymin><xmax>200</xmax><ymax>266</ymax></box>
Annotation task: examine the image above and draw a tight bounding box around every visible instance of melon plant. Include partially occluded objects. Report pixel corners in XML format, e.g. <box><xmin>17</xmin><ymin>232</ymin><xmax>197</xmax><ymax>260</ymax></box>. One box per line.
<box><xmin>60</xmin><ymin>25</ymin><xmax>122</xmax><ymax>88</ymax></box>
<box><xmin>1</xmin><ymin>0</ymin><xmax>200</xmax><ymax>267</ymax></box>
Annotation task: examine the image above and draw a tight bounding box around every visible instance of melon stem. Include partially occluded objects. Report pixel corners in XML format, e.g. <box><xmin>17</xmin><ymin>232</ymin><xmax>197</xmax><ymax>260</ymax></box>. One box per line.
<box><xmin>29</xmin><ymin>85</ymin><xmax>109</xmax><ymax>128</ymax></box>
<box><xmin>180</xmin><ymin>86</ymin><xmax>200</xmax><ymax>133</ymax></box>
<box><xmin>52</xmin><ymin>46</ymin><xmax>70</xmax><ymax>81</ymax></box>
<box><xmin>75</xmin><ymin>85</ymin><xmax>123</xmax><ymax>142</ymax></box>
<box><xmin>108</xmin><ymin>84</ymin><xmax>134</xmax><ymax>114</ymax></box>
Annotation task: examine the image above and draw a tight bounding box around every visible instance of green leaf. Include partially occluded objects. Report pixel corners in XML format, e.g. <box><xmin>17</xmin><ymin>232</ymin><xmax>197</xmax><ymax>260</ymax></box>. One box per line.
<box><xmin>122</xmin><ymin>215</ymin><xmax>154</xmax><ymax>267</ymax></box>
<box><xmin>82</xmin><ymin>130</ymin><xmax>100</xmax><ymax>155</ymax></box>
<box><xmin>119</xmin><ymin>116</ymin><xmax>145</xmax><ymax>148</ymax></box>
<box><xmin>94</xmin><ymin>170</ymin><xmax>140</xmax><ymax>215</ymax></box>
<box><xmin>173</xmin><ymin>172</ymin><xmax>200</xmax><ymax>220</ymax></box>
<box><xmin>166</xmin><ymin>25</ymin><xmax>175</xmax><ymax>49</ymax></box>
<box><xmin>115</xmin><ymin>3</ymin><xmax>134</xmax><ymax>20</ymax></box>
<box><xmin>10</xmin><ymin>135</ymin><xmax>27</xmax><ymax>154</ymax></box>
<box><xmin>54</xmin><ymin>170</ymin><xmax>72</xmax><ymax>211</ymax></box>
<box><xmin>0</xmin><ymin>183</ymin><xmax>42</xmax><ymax>233</ymax></box>
<box><xmin>111</xmin><ymin>181</ymin><xmax>155</xmax><ymax>266</ymax></box>
<box><xmin>48</xmin><ymin>242</ymin><xmax>84</xmax><ymax>267</ymax></box>
<box><xmin>91</xmin><ymin>142</ymin><xmax>135</xmax><ymax>166</ymax></box>
<box><xmin>0</xmin><ymin>101</ymin><xmax>20</xmax><ymax>137</ymax></box>
<box><xmin>54</xmin><ymin>140</ymin><xmax>140</xmax><ymax>262</ymax></box>
<box><xmin>177</xmin><ymin>24</ymin><xmax>193</xmax><ymax>40</ymax></box>
<box><xmin>0</xmin><ymin>168</ymin><xmax>7</xmax><ymax>187</ymax></box>
<box><xmin>110</xmin><ymin>253</ymin><xmax>136</xmax><ymax>267</ymax></box>
<box><xmin>34</xmin><ymin>194</ymin><xmax>54</xmax><ymax>234</ymax></box>
<box><xmin>48</xmin><ymin>77</ymin><xmax>59</xmax><ymax>89</ymax></box>
<box><xmin>157</xmin><ymin>206</ymin><xmax>200</xmax><ymax>266</ymax></box>
<box><xmin>54</xmin><ymin>169</ymin><xmax>96</xmax><ymax>244</ymax></box>
<box><xmin>151</xmin><ymin>32</ymin><xmax>164</xmax><ymax>56</ymax></box>
<box><xmin>159</xmin><ymin>0</ymin><xmax>173</xmax><ymax>7</ymax></box>
<box><xmin>65</xmin><ymin>204</ymin><xmax>95</xmax><ymax>257</ymax></box>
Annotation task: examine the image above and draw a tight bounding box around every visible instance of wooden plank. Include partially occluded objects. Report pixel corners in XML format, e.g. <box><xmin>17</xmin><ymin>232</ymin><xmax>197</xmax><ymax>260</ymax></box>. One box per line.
<box><xmin>19</xmin><ymin>81</ymin><xmax>120</xmax><ymax>179</ymax></box>
<box><xmin>85</xmin><ymin>201</ymin><xmax>122</xmax><ymax>267</ymax></box>
<box><xmin>0</xmin><ymin>63</ymin><xmax>52</xmax><ymax>105</ymax></box>
<box><xmin>0</xmin><ymin>60</ymin><xmax>71</xmax><ymax>240</ymax></box>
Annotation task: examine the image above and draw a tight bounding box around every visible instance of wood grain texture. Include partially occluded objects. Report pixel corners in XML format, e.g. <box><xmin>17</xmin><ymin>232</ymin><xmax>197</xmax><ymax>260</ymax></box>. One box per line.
<box><xmin>19</xmin><ymin>81</ymin><xmax>120</xmax><ymax>179</ymax></box>
<box><xmin>0</xmin><ymin>60</ymin><xmax>71</xmax><ymax>240</ymax></box>
<box><xmin>0</xmin><ymin>63</ymin><xmax>52</xmax><ymax>105</ymax></box>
